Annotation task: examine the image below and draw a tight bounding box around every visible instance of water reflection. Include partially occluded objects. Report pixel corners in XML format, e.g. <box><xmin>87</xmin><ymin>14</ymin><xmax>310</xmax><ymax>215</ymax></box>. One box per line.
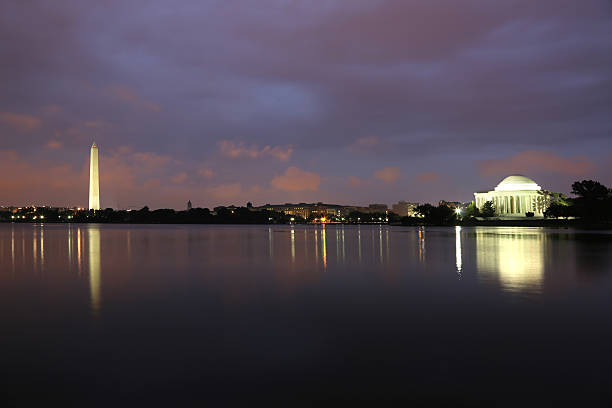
<box><xmin>418</xmin><ymin>227</ymin><xmax>425</xmax><ymax>263</ymax></box>
<box><xmin>11</xmin><ymin>225</ymin><xmax>15</xmax><ymax>273</ymax></box>
<box><xmin>1</xmin><ymin>224</ymin><xmax>610</xmax><ymax>313</ymax></box>
<box><xmin>77</xmin><ymin>228</ymin><xmax>82</xmax><ymax>275</ymax></box>
<box><xmin>33</xmin><ymin>228</ymin><xmax>37</xmax><ymax>270</ymax></box>
<box><xmin>357</xmin><ymin>226</ymin><xmax>362</xmax><ymax>262</ymax></box>
<box><xmin>378</xmin><ymin>227</ymin><xmax>383</xmax><ymax>264</ymax></box>
<box><xmin>88</xmin><ymin>227</ymin><xmax>102</xmax><ymax>317</ymax></box>
<box><xmin>40</xmin><ymin>227</ymin><xmax>44</xmax><ymax>268</ymax></box>
<box><xmin>68</xmin><ymin>226</ymin><xmax>72</xmax><ymax>268</ymax></box>
<box><xmin>455</xmin><ymin>226</ymin><xmax>462</xmax><ymax>277</ymax></box>
<box><xmin>476</xmin><ymin>228</ymin><xmax>545</xmax><ymax>294</ymax></box>
<box><xmin>290</xmin><ymin>226</ymin><xmax>295</xmax><ymax>264</ymax></box>
<box><xmin>268</xmin><ymin>227</ymin><xmax>273</xmax><ymax>260</ymax></box>
<box><xmin>321</xmin><ymin>225</ymin><xmax>327</xmax><ymax>269</ymax></box>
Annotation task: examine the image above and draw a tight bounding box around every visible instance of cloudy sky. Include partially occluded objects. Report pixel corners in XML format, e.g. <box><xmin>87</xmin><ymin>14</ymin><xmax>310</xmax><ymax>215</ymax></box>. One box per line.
<box><xmin>1</xmin><ymin>0</ymin><xmax>611</xmax><ymax>209</ymax></box>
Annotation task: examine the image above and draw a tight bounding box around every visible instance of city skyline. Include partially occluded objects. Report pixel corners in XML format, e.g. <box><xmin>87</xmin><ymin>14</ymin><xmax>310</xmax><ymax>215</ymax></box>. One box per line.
<box><xmin>1</xmin><ymin>1</ymin><xmax>611</xmax><ymax>209</ymax></box>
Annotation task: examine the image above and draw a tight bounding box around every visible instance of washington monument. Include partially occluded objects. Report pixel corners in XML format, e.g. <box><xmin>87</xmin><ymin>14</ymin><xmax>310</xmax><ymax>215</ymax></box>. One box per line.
<box><xmin>89</xmin><ymin>142</ymin><xmax>100</xmax><ymax>210</ymax></box>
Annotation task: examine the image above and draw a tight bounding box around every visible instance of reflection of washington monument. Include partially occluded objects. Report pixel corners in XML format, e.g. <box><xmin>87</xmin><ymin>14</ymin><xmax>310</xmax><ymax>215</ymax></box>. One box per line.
<box><xmin>89</xmin><ymin>142</ymin><xmax>100</xmax><ymax>210</ymax></box>
<box><xmin>88</xmin><ymin>227</ymin><xmax>101</xmax><ymax>316</ymax></box>
<box><xmin>475</xmin><ymin>228</ymin><xmax>545</xmax><ymax>294</ymax></box>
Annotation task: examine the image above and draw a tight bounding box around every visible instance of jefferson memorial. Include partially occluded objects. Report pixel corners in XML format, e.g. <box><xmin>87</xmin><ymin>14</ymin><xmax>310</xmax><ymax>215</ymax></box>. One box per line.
<box><xmin>474</xmin><ymin>175</ymin><xmax>549</xmax><ymax>217</ymax></box>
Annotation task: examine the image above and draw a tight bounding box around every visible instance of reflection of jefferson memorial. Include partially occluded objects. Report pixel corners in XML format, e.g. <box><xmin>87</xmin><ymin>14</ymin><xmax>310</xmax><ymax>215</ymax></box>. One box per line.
<box><xmin>474</xmin><ymin>175</ymin><xmax>548</xmax><ymax>217</ymax></box>
<box><xmin>475</xmin><ymin>228</ymin><xmax>545</xmax><ymax>294</ymax></box>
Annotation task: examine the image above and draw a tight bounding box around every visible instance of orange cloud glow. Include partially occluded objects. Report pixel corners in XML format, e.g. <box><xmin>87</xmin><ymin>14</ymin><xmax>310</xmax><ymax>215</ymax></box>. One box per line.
<box><xmin>172</xmin><ymin>172</ymin><xmax>188</xmax><ymax>184</ymax></box>
<box><xmin>373</xmin><ymin>167</ymin><xmax>401</xmax><ymax>184</ymax></box>
<box><xmin>479</xmin><ymin>151</ymin><xmax>594</xmax><ymax>177</ymax></box>
<box><xmin>0</xmin><ymin>112</ymin><xmax>42</xmax><ymax>132</ymax></box>
<box><xmin>131</xmin><ymin>151</ymin><xmax>172</xmax><ymax>170</ymax></box>
<box><xmin>347</xmin><ymin>176</ymin><xmax>371</xmax><ymax>188</ymax></box>
<box><xmin>218</xmin><ymin>140</ymin><xmax>293</xmax><ymax>161</ymax></box>
<box><xmin>107</xmin><ymin>85</ymin><xmax>161</xmax><ymax>112</ymax></box>
<box><xmin>207</xmin><ymin>183</ymin><xmax>242</xmax><ymax>200</ymax></box>
<box><xmin>0</xmin><ymin>150</ymin><xmax>86</xmax><ymax>206</ymax></box>
<box><xmin>46</xmin><ymin>140</ymin><xmax>62</xmax><ymax>150</ymax></box>
<box><xmin>271</xmin><ymin>166</ymin><xmax>321</xmax><ymax>192</ymax></box>
<box><xmin>198</xmin><ymin>168</ymin><xmax>214</xmax><ymax>179</ymax></box>
<box><xmin>350</xmin><ymin>136</ymin><xmax>379</xmax><ymax>150</ymax></box>
<box><xmin>416</xmin><ymin>172</ymin><xmax>439</xmax><ymax>182</ymax></box>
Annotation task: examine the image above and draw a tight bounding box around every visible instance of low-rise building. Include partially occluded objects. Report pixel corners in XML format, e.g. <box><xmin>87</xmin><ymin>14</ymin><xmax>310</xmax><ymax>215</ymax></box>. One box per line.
<box><xmin>391</xmin><ymin>201</ymin><xmax>419</xmax><ymax>217</ymax></box>
<box><xmin>257</xmin><ymin>203</ymin><xmax>347</xmax><ymax>219</ymax></box>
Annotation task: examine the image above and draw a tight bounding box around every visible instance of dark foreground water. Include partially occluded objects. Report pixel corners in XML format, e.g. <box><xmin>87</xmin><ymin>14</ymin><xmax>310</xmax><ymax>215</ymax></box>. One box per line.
<box><xmin>0</xmin><ymin>224</ymin><xmax>611</xmax><ymax>406</ymax></box>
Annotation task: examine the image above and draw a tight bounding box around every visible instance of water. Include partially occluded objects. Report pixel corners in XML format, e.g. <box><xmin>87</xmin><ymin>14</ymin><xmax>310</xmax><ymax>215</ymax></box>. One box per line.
<box><xmin>0</xmin><ymin>224</ymin><xmax>611</xmax><ymax>405</ymax></box>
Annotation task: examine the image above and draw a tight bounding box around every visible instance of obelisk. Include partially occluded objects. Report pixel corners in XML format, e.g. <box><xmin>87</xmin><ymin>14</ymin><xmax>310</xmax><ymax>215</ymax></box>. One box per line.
<box><xmin>89</xmin><ymin>142</ymin><xmax>100</xmax><ymax>210</ymax></box>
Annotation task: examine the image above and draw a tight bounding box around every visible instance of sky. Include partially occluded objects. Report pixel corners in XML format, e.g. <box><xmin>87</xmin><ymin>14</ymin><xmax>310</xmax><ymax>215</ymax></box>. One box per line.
<box><xmin>1</xmin><ymin>0</ymin><xmax>611</xmax><ymax>209</ymax></box>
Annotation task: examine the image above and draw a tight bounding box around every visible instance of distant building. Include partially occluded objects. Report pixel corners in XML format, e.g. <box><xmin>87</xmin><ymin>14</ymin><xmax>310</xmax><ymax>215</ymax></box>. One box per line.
<box><xmin>187</xmin><ymin>200</ymin><xmax>192</xmax><ymax>210</ymax></box>
<box><xmin>474</xmin><ymin>175</ymin><xmax>549</xmax><ymax>217</ymax></box>
<box><xmin>257</xmin><ymin>203</ymin><xmax>347</xmax><ymax>219</ymax></box>
<box><xmin>367</xmin><ymin>204</ymin><xmax>388</xmax><ymax>213</ymax></box>
<box><xmin>391</xmin><ymin>201</ymin><xmax>419</xmax><ymax>217</ymax></box>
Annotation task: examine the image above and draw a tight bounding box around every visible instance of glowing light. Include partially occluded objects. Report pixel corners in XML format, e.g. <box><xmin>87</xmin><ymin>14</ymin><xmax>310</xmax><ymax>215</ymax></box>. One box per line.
<box><xmin>321</xmin><ymin>225</ymin><xmax>327</xmax><ymax>268</ymax></box>
<box><xmin>475</xmin><ymin>228</ymin><xmax>544</xmax><ymax>294</ymax></box>
<box><xmin>290</xmin><ymin>227</ymin><xmax>295</xmax><ymax>263</ymax></box>
<box><xmin>455</xmin><ymin>226</ymin><xmax>462</xmax><ymax>275</ymax></box>
<box><xmin>455</xmin><ymin>208</ymin><xmax>462</xmax><ymax>215</ymax></box>
<box><xmin>495</xmin><ymin>182</ymin><xmax>541</xmax><ymax>192</ymax></box>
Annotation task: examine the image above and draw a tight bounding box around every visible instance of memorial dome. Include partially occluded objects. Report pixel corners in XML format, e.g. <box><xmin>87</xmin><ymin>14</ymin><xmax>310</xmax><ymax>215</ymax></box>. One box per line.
<box><xmin>494</xmin><ymin>175</ymin><xmax>541</xmax><ymax>191</ymax></box>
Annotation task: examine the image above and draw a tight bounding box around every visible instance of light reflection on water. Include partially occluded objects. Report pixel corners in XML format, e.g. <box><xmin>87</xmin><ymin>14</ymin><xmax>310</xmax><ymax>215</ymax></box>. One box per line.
<box><xmin>455</xmin><ymin>226</ymin><xmax>462</xmax><ymax>277</ymax></box>
<box><xmin>0</xmin><ymin>224</ymin><xmax>611</xmax><ymax>405</ymax></box>
<box><xmin>0</xmin><ymin>224</ymin><xmax>611</xmax><ymax>314</ymax></box>
<box><xmin>88</xmin><ymin>227</ymin><xmax>101</xmax><ymax>317</ymax></box>
<box><xmin>475</xmin><ymin>227</ymin><xmax>545</xmax><ymax>295</ymax></box>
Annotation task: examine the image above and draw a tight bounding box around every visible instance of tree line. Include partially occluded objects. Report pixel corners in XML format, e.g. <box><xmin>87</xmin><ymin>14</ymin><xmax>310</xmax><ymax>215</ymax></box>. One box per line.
<box><xmin>2</xmin><ymin>180</ymin><xmax>610</xmax><ymax>226</ymax></box>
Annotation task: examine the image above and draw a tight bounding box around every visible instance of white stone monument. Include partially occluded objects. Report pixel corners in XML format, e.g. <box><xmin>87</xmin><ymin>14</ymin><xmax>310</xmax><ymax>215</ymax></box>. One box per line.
<box><xmin>89</xmin><ymin>142</ymin><xmax>100</xmax><ymax>210</ymax></box>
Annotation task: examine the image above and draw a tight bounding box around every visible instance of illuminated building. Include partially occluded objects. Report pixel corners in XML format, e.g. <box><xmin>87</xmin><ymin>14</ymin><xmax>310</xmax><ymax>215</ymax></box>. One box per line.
<box><xmin>391</xmin><ymin>201</ymin><xmax>419</xmax><ymax>216</ymax></box>
<box><xmin>258</xmin><ymin>203</ymin><xmax>346</xmax><ymax>219</ymax></box>
<box><xmin>474</xmin><ymin>175</ymin><xmax>549</xmax><ymax>217</ymax></box>
<box><xmin>367</xmin><ymin>204</ymin><xmax>388</xmax><ymax>213</ymax></box>
<box><xmin>88</xmin><ymin>142</ymin><xmax>100</xmax><ymax>210</ymax></box>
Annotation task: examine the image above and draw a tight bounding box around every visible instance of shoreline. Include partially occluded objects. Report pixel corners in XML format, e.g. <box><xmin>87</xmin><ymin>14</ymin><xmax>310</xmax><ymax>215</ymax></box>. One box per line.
<box><xmin>1</xmin><ymin>220</ymin><xmax>611</xmax><ymax>230</ymax></box>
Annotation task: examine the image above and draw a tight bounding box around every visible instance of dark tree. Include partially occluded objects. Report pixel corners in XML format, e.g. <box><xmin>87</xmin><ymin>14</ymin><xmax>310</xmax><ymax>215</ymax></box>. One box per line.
<box><xmin>480</xmin><ymin>201</ymin><xmax>496</xmax><ymax>217</ymax></box>
<box><xmin>570</xmin><ymin>180</ymin><xmax>611</xmax><ymax>222</ymax></box>
<box><xmin>463</xmin><ymin>202</ymin><xmax>480</xmax><ymax>218</ymax></box>
<box><xmin>544</xmin><ymin>202</ymin><xmax>575</xmax><ymax>219</ymax></box>
<box><xmin>415</xmin><ymin>204</ymin><xmax>457</xmax><ymax>225</ymax></box>
<box><xmin>571</xmin><ymin>180</ymin><xmax>609</xmax><ymax>200</ymax></box>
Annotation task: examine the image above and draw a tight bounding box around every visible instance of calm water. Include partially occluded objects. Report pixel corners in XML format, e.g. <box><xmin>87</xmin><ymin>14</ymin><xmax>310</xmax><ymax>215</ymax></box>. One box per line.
<box><xmin>1</xmin><ymin>224</ymin><xmax>611</xmax><ymax>406</ymax></box>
